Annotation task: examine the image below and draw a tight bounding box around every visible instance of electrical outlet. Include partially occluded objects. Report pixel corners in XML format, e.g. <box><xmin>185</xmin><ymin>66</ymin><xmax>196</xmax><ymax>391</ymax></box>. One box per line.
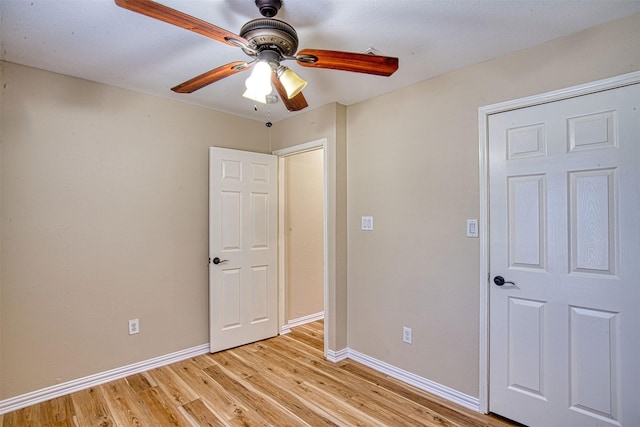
<box><xmin>128</xmin><ymin>318</ymin><xmax>140</xmax><ymax>335</ymax></box>
<box><xmin>361</xmin><ymin>216</ymin><xmax>374</xmax><ymax>231</ymax></box>
<box><xmin>403</xmin><ymin>326</ymin><xmax>412</xmax><ymax>344</ymax></box>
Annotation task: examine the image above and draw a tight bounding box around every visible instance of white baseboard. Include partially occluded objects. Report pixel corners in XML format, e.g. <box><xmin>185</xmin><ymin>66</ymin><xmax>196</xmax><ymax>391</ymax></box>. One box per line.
<box><xmin>326</xmin><ymin>347</ymin><xmax>349</xmax><ymax>363</ymax></box>
<box><xmin>0</xmin><ymin>343</ymin><xmax>209</xmax><ymax>415</ymax></box>
<box><xmin>1</xmin><ymin>338</ymin><xmax>480</xmax><ymax>416</ymax></box>
<box><xmin>280</xmin><ymin>311</ymin><xmax>324</xmax><ymax>335</ymax></box>
<box><xmin>346</xmin><ymin>349</ymin><xmax>480</xmax><ymax>412</ymax></box>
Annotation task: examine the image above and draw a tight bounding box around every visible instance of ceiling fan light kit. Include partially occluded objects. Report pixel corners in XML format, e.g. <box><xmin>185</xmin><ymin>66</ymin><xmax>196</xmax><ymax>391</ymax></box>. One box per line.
<box><xmin>277</xmin><ymin>67</ymin><xmax>308</xmax><ymax>99</ymax></box>
<box><xmin>243</xmin><ymin>60</ymin><xmax>273</xmax><ymax>103</ymax></box>
<box><xmin>114</xmin><ymin>0</ymin><xmax>399</xmax><ymax>112</ymax></box>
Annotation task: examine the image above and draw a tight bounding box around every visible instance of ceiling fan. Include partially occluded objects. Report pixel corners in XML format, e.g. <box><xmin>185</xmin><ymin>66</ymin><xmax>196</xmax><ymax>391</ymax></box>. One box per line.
<box><xmin>114</xmin><ymin>0</ymin><xmax>399</xmax><ymax>112</ymax></box>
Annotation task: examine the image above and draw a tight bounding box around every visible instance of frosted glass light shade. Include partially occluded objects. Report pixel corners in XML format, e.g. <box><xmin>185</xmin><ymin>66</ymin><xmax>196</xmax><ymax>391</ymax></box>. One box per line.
<box><xmin>243</xmin><ymin>61</ymin><xmax>272</xmax><ymax>103</ymax></box>
<box><xmin>279</xmin><ymin>68</ymin><xmax>307</xmax><ymax>99</ymax></box>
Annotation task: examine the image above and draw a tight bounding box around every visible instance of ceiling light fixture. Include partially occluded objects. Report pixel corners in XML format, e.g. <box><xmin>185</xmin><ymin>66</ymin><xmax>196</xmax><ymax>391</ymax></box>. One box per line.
<box><xmin>277</xmin><ymin>66</ymin><xmax>308</xmax><ymax>99</ymax></box>
<box><xmin>115</xmin><ymin>0</ymin><xmax>399</xmax><ymax>113</ymax></box>
<box><xmin>243</xmin><ymin>60</ymin><xmax>273</xmax><ymax>104</ymax></box>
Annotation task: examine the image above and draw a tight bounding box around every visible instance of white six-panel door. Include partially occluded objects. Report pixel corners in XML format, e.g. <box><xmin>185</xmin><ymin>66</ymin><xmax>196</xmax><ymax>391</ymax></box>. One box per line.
<box><xmin>489</xmin><ymin>84</ymin><xmax>639</xmax><ymax>426</ymax></box>
<box><xmin>209</xmin><ymin>147</ymin><xmax>278</xmax><ymax>353</ymax></box>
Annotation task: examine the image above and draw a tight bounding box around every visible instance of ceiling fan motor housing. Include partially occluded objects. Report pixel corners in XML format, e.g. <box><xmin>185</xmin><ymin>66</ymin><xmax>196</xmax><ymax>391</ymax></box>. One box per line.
<box><xmin>255</xmin><ymin>0</ymin><xmax>282</xmax><ymax>18</ymax></box>
<box><xmin>240</xmin><ymin>18</ymin><xmax>299</xmax><ymax>58</ymax></box>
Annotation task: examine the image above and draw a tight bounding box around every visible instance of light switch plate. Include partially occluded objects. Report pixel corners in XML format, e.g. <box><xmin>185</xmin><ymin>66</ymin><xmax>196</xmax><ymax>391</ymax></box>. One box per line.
<box><xmin>466</xmin><ymin>219</ymin><xmax>478</xmax><ymax>238</ymax></box>
<box><xmin>361</xmin><ymin>216</ymin><xmax>374</xmax><ymax>231</ymax></box>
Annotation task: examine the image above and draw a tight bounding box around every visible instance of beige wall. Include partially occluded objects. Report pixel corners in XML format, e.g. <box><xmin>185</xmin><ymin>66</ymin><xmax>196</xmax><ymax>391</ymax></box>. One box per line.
<box><xmin>0</xmin><ymin>62</ymin><xmax>3</xmax><ymax>399</ymax></box>
<box><xmin>285</xmin><ymin>149</ymin><xmax>324</xmax><ymax>321</ymax></box>
<box><xmin>346</xmin><ymin>13</ymin><xmax>640</xmax><ymax>397</ymax></box>
<box><xmin>0</xmin><ymin>62</ymin><xmax>268</xmax><ymax>398</ymax></box>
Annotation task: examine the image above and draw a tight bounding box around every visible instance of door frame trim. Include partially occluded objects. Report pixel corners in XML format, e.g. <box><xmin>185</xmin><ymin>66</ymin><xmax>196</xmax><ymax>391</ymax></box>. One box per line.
<box><xmin>477</xmin><ymin>70</ymin><xmax>640</xmax><ymax>413</ymax></box>
<box><xmin>273</xmin><ymin>138</ymin><xmax>329</xmax><ymax>354</ymax></box>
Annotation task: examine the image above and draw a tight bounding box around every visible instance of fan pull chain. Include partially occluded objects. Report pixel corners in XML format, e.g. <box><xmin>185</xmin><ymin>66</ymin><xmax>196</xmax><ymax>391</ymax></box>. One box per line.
<box><xmin>266</xmin><ymin>104</ymin><xmax>272</xmax><ymax>152</ymax></box>
<box><xmin>265</xmin><ymin>103</ymin><xmax>273</xmax><ymax>128</ymax></box>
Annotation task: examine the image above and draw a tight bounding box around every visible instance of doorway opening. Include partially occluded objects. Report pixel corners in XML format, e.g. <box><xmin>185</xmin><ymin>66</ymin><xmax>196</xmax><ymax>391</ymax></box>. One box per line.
<box><xmin>274</xmin><ymin>139</ymin><xmax>328</xmax><ymax>346</ymax></box>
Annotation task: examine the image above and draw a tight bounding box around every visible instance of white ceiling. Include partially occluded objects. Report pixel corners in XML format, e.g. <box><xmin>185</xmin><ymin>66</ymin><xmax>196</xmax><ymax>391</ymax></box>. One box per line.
<box><xmin>2</xmin><ymin>0</ymin><xmax>639</xmax><ymax>123</ymax></box>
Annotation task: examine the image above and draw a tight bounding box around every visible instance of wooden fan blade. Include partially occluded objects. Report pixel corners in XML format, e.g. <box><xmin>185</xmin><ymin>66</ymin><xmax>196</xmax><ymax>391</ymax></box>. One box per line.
<box><xmin>172</xmin><ymin>62</ymin><xmax>249</xmax><ymax>93</ymax></box>
<box><xmin>271</xmin><ymin>74</ymin><xmax>308</xmax><ymax>112</ymax></box>
<box><xmin>296</xmin><ymin>49</ymin><xmax>398</xmax><ymax>76</ymax></box>
<box><xmin>114</xmin><ymin>0</ymin><xmax>248</xmax><ymax>47</ymax></box>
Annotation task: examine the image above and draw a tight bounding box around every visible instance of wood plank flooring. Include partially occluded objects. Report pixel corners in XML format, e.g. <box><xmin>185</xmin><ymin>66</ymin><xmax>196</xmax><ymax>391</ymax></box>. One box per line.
<box><xmin>1</xmin><ymin>321</ymin><xmax>519</xmax><ymax>426</ymax></box>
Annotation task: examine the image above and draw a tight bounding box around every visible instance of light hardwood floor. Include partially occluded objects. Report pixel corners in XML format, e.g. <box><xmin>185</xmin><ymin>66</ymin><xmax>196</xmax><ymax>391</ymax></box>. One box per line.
<box><xmin>1</xmin><ymin>321</ymin><xmax>519</xmax><ymax>426</ymax></box>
